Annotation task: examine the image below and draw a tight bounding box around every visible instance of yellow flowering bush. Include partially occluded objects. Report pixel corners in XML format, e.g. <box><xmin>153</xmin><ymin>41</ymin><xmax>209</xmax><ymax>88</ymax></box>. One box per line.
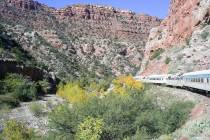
<box><xmin>112</xmin><ymin>75</ymin><xmax>144</xmax><ymax>95</ymax></box>
<box><xmin>57</xmin><ymin>82</ymin><xmax>87</xmax><ymax>104</ymax></box>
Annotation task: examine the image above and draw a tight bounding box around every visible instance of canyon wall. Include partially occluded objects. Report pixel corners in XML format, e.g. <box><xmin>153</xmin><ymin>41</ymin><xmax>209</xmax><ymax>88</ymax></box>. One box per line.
<box><xmin>140</xmin><ymin>0</ymin><xmax>210</xmax><ymax>75</ymax></box>
<box><xmin>0</xmin><ymin>0</ymin><xmax>161</xmax><ymax>80</ymax></box>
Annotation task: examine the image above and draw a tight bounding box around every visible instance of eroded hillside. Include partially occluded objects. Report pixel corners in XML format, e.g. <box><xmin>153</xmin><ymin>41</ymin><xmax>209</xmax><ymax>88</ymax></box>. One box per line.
<box><xmin>0</xmin><ymin>0</ymin><xmax>161</xmax><ymax>80</ymax></box>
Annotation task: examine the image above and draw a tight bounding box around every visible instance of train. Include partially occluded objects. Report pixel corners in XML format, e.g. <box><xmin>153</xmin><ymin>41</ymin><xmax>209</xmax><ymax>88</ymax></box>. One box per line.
<box><xmin>134</xmin><ymin>69</ymin><xmax>210</xmax><ymax>93</ymax></box>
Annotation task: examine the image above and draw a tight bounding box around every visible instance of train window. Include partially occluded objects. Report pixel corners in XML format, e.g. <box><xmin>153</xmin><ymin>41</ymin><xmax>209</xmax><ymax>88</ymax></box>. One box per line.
<box><xmin>201</xmin><ymin>78</ymin><xmax>204</xmax><ymax>83</ymax></box>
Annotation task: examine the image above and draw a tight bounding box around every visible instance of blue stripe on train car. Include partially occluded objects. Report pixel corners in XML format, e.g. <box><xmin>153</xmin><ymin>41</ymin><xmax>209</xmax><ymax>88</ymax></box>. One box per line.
<box><xmin>183</xmin><ymin>74</ymin><xmax>210</xmax><ymax>78</ymax></box>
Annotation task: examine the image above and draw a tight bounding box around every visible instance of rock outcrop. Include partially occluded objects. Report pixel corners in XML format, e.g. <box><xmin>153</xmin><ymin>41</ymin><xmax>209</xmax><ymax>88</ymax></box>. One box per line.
<box><xmin>53</xmin><ymin>4</ymin><xmax>161</xmax><ymax>43</ymax></box>
<box><xmin>140</xmin><ymin>0</ymin><xmax>210</xmax><ymax>75</ymax></box>
<box><xmin>6</xmin><ymin>0</ymin><xmax>41</xmax><ymax>10</ymax></box>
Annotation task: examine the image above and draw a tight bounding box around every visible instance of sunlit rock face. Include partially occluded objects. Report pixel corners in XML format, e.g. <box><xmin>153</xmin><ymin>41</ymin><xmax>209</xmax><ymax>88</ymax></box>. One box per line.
<box><xmin>140</xmin><ymin>0</ymin><xmax>210</xmax><ymax>75</ymax></box>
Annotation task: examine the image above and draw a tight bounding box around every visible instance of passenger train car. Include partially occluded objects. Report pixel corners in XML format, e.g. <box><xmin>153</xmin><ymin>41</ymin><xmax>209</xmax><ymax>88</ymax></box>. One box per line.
<box><xmin>135</xmin><ymin>69</ymin><xmax>210</xmax><ymax>93</ymax></box>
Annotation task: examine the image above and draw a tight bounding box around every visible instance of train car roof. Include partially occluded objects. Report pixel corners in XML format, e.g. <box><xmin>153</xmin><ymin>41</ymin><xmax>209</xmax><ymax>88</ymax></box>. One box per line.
<box><xmin>148</xmin><ymin>74</ymin><xmax>171</xmax><ymax>78</ymax></box>
<box><xmin>183</xmin><ymin>69</ymin><xmax>210</xmax><ymax>76</ymax></box>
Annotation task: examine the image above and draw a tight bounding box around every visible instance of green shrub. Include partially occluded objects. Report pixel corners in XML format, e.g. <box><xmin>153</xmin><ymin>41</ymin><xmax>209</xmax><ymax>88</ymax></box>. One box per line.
<box><xmin>0</xmin><ymin>133</ymin><xmax>3</xmax><ymax>140</ymax></box>
<box><xmin>2</xmin><ymin>120</ymin><xmax>35</xmax><ymax>140</ymax></box>
<box><xmin>30</xmin><ymin>103</ymin><xmax>45</xmax><ymax>117</ymax></box>
<box><xmin>48</xmin><ymin>104</ymin><xmax>78</xmax><ymax>139</ymax></box>
<box><xmin>75</xmin><ymin>117</ymin><xmax>104</xmax><ymax>140</ymax></box>
<box><xmin>11</xmin><ymin>47</ymin><xmax>25</xmax><ymax>62</ymax></box>
<box><xmin>0</xmin><ymin>95</ymin><xmax>19</xmax><ymax>109</ymax></box>
<box><xmin>123</xmin><ymin>129</ymin><xmax>150</xmax><ymax>140</ymax></box>
<box><xmin>13</xmin><ymin>84</ymin><xmax>37</xmax><ymax>101</ymax></box>
<box><xmin>165</xmin><ymin>57</ymin><xmax>171</xmax><ymax>64</ymax></box>
<box><xmin>150</xmin><ymin>48</ymin><xmax>165</xmax><ymax>60</ymax></box>
<box><xmin>163</xmin><ymin>101</ymin><xmax>194</xmax><ymax>133</ymax></box>
<box><xmin>1</xmin><ymin>74</ymin><xmax>24</xmax><ymax>94</ymax></box>
<box><xmin>1</xmin><ymin>74</ymin><xmax>38</xmax><ymax>102</ymax></box>
<box><xmin>37</xmin><ymin>79</ymin><xmax>50</xmax><ymax>94</ymax></box>
<box><xmin>201</xmin><ymin>31</ymin><xmax>209</xmax><ymax>40</ymax></box>
<box><xmin>49</xmin><ymin>92</ymin><xmax>193</xmax><ymax>140</ymax></box>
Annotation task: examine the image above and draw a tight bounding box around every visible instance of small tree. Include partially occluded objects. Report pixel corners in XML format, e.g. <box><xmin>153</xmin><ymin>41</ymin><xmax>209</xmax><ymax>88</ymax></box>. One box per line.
<box><xmin>112</xmin><ymin>75</ymin><xmax>144</xmax><ymax>95</ymax></box>
<box><xmin>56</xmin><ymin>82</ymin><xmax>87</xmax><ymax>104</ymax></box>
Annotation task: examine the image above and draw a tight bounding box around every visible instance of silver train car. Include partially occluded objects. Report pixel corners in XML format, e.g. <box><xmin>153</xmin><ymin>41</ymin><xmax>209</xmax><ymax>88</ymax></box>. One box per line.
<box><xmin>135</xmin><ymin>69</ymin><xmax>210</xmax><ymax>92</ymax></box>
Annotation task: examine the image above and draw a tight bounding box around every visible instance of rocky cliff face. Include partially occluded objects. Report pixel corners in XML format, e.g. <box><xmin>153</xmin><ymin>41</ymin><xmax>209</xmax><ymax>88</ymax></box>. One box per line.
<box><xmin>6</xmin><ymin>0</ymin><xmax>41</xmax><ymax>10</ymax></box>
<box><xmin>140</xmin><ymin>0</ymin><xmax>210</xmax><ymax>75</ymax></box>
<box><xmin>54</xmin><ymin>4</ymin><xmax>161</xmax><ymax>43</ymax></box>
<box><xmin>0</xmin><ymin>0</ymin><xmax>161</xmax><ymax>80</ymax></box>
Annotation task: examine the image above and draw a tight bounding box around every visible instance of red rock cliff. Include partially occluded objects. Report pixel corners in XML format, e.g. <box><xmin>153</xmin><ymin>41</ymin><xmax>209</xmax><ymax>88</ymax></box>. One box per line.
<box><xmin>52</xmin><ymin>4</ymin><xmax>161</xmax><ymax>43</ymax></box>
<box><xmin>140</xmin><ymin>0</ymin><xmax>210</xmax><ymax>75</ymax></box>
<box><xmin>6</xmin><ymin>0</ymin><xmax>41</xmax><ymax>10</ymax></box>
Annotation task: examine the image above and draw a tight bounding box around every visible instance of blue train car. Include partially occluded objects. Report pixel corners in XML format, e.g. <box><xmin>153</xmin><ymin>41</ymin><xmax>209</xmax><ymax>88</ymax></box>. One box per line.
<box><xmin>183</xmin><ymin>70</ymin><xmax>210</xmax><ymax>92</ymax></box>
